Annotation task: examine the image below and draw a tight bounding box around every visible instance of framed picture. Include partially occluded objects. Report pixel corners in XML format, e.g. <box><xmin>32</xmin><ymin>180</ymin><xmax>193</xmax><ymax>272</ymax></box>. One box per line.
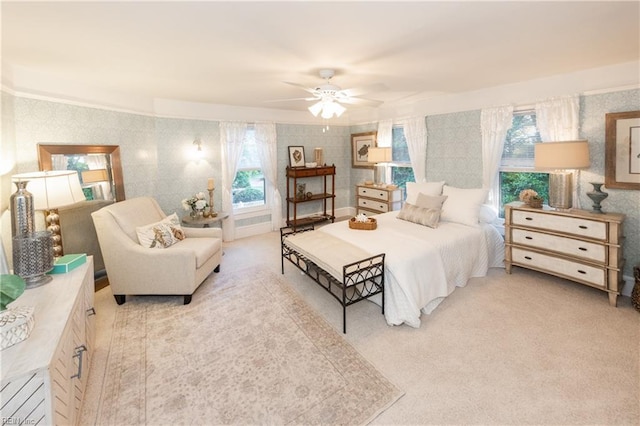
<box><xmin>351</xmin><ymin>131</ymin><xmax>377</xmax><ymax>168</ymax></box>
<box><xmin>605</xmin><ymin>110</ymin><xmax>640</xmax><ymax>190</ymax></box>
<box><xmin>288</xmin><ymin>146</ymin><xmax>305</xmax><ymax>168</ymax></box>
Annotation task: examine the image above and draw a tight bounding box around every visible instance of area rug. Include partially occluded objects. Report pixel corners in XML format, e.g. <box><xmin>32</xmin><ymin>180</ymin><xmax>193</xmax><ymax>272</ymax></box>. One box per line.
<box><xmin>96</xmin><ymin>266</ymin><xmax>403</xmax><ymax>425</ymax></box>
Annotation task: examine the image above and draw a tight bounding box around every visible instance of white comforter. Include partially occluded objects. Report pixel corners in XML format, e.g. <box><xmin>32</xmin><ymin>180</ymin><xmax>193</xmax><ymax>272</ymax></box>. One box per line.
<box><xmin>316</xmin><ymin>211</ymin><xmax>505</xmax><ymax>328</ymax></box>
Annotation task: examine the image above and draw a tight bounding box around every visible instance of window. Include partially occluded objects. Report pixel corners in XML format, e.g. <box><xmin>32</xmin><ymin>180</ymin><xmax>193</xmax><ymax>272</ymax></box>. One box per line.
<box><xmin>232</xmin><ymin>129</ymin><xmax>266</xmax><ymax>211</ymax></box>
<box><xmin>390</xmin><ymin>126</ymin><xmax>415</xmax><ymax>194</ymax></box>
<box><xmin>498</xmin><ymin>111</ymin><xmax>548</xmax><ymax>217</ymax></box>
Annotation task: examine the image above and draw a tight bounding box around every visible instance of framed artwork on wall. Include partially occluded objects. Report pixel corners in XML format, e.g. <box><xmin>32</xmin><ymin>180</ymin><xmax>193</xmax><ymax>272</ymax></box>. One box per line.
<box><xmin>288</xmin><ymin>146</ymin><xmax>305</xmax><ymax>168</ymax></box>
<box><xmin>351</xmin><ymin>131</ymin><xmax>377</xmax><ymax>168</ymax></box>
<box><xmin>605</xmin><ymin>110</ymin><xmax>640</xmax><ymax>190</ymax></box>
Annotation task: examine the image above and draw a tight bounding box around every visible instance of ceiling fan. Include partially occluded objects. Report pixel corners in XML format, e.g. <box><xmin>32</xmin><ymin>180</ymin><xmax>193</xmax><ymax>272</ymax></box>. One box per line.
<box><xmin>270</xmin><ymin>69</ymin><xmax>384</xmax><ymax>118</ymax></box>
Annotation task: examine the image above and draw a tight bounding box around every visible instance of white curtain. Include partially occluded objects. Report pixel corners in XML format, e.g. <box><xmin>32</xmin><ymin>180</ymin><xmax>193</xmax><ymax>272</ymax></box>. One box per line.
<box><xmin>377</xmin><ymin>119</ymin><xmax>393</xmax><ymax>148</ymax></box>
<box><xmin>481</xmin><ymin>105</ymin><xmax>514</xmax><ymax>210</ymax></box>
<box><xmin>400</xmin><ymin>116</ymin><xmax>428</xmax><ymax>183</ymax></box>
<box><xmin>535</xmin><ymin>95</ymin><xmax>582</xmax><ymax>207</ymax></box>
<box><xmin>254</xmin><ymin>122</ymin><xmax>282</xmax><ymax>231</ymax></box>
<box><xmin>220</xmin><ymin>122</ymin><xmax>247</xmax><ymax>241</ymax></box>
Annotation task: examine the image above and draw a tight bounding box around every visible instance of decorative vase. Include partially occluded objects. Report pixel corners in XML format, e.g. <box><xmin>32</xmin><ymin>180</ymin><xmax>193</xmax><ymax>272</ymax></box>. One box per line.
<box><xmin>586</xmin><ymin>182</ymin><xmax>608</xmax><ymax>213</ymax></box>
<box><xmin>10</xmin><ymin>181</ymin><xmax>35</xmax><ymax>238</ymax></box>
<box><xmin>190</xmin><ymin>208</ymin><xmax>197</xmax><ymax>219</ymax></box>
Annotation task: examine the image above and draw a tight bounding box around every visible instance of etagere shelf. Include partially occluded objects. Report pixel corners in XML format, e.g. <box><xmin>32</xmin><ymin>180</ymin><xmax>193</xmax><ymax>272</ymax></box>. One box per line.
<box><xmin>286</xmin><ymin>165</ymin><xmax>336</xmax><ymax>228</ymax></box>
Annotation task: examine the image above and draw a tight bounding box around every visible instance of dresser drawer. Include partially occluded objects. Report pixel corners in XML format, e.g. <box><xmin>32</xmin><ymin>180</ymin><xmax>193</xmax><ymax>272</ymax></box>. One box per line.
<box><xmin>511</xmin><ymin>228</ymin><xmax>606</xmax><ymax>264</ymax></box>
<box><xmin>358</xmin><ymin>186</ymin><xmax>390</xmax><ymax>202</ymax></box>
<box><xmin>511</xmin><ymin>248</ymin><xmax>606</xmax><ymax>288</ymax></box>
<box><xmin>511</xmin><ymin>210</ymin><xmax>606</xmax><ymax>240</ymax></box>
<box><xmin>358</xmin><ymin>197</ymin><xmax>388</xmax><ymax>213</ymax></box>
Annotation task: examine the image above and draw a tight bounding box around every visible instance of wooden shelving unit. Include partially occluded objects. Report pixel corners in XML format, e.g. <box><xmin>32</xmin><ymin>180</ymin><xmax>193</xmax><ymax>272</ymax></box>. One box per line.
<box><xmin>286</xmin><ymin>165</ymin><xmax>336</xmax><ymax>228</ymax></box>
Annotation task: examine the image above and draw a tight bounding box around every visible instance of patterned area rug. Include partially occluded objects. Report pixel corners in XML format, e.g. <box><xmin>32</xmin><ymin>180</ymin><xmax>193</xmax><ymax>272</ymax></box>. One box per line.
<box><xmin>96</xmin><ymin>266</ymin><xmax>403</xmax><ymax>425</ymax></box>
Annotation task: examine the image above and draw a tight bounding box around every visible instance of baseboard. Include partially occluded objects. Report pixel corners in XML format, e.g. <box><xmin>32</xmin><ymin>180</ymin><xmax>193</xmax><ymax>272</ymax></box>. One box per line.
<box><xmin>621</xmin><ymin>273</ymin><xmax>635</xmax><ymax>297</ymax></box>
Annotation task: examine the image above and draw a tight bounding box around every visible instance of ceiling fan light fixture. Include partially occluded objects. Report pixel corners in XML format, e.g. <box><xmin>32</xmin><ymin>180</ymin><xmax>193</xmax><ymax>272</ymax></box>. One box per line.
<box><xmin>308</xmin><ymin>101</ymin><xmax>323</xmax><ymax>117</ymax></box>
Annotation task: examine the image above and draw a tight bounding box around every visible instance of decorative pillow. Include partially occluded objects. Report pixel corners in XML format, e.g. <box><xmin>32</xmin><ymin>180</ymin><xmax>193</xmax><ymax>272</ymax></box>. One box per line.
<box><xmin>406</xmin><ymin>181</ymin><xmax>445</xmax><ymax>204</ymax></box>
<box><xmin>479</xmin><ymin>204</ymin><xmax>498</xmax><ymax>224</ymax></box>
<box><xmin>415</xmin><ymin>193</ymin><xmax>448</xmax><ymax>210</ymax></box>
<box><xmin>440</xmin><ymin>186</ymin><xmax>489</xmax><ymax>227</ymax></box>
<box><xmin>136</xmin><ymin>213</ymin><xmax>186</xmax><ymax>249</ymax></box>
<box><xmin>396</xmin><ymin>202</ymin><xmax>441</xmax><ymax>229</ymax></box>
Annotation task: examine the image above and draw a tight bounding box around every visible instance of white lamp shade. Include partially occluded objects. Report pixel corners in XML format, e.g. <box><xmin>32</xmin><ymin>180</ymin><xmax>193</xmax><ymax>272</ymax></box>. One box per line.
<box><xmin>308</xmin><ymin>102</ymin><xmax>323</xmax><ymax>117</ymax></box>
<box><xmin>534</xmin><ymin>140</ymin><xmax>590</xmax><ymax>170</ymax></box>
<box><xmin>12</xmin><ymin>170</ymin><xmax>86</xmax><ymax>210</ymax></box>
<box><xmin>367</xmin><ymin>147</ymin><xmax>392</xmax><ymax>163</ymax></box>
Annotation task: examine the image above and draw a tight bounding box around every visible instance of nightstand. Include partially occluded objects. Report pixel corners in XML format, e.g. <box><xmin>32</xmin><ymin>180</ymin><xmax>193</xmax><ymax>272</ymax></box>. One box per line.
<box><xmin>356</xmin><ymin>184</ymin><xmax>403</xmax><ymax>215</ymax></box>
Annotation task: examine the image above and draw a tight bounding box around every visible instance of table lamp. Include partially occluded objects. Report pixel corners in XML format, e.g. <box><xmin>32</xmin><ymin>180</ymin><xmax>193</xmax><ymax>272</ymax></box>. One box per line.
<box><xmin>368</xmin><ymin>147</ymin><xmax>392</xmax><ymax>186</ymax></box>
<box><xmin>12</xmin><ymin>170</ymin><xmax>86</xmax><ymax>257</ymax></box>
<box><xmin>534</xmin><ymin>140</ymin><xmax>590</xmax><ymax>209</ymax></box>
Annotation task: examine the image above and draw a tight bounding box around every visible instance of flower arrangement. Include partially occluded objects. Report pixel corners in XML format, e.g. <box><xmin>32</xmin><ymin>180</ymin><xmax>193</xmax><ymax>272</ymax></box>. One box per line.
<box><xmin>182</xmin><ymin>192</ymin><xmax>209</xmax><ymax>212</ymax></box>
<box><xmin>519</xmin><ymin>189</ymin><xmax>543</xmax><ymax>207</ymax></box>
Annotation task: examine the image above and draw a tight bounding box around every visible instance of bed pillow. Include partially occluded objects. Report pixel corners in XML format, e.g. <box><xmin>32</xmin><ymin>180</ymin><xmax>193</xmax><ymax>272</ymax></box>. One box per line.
<box><xmin>136</xmin><ymin>213</ymin><xmax>186</xmax><ymax>249</ymax></box>
<box><xmin>440</xmin><ymin>186</ymin><xmax>488</xmax><ymax>227</ymax></box>
<box><xmin>405</xmin><ymin>181</ymin><xmax>445</xmax><ymax>204</ymax></box>
<box><xmin>479</xmin><ymin>204</ymin><xmax>498</xmax><ymax>224</ymax></box>
<box><xmin>396</xmin><ymin>202</ymin><xmax>441</xmax><ymax>229</ymax></box>
<box><xmin>415</xmin><ymin>193</ymin><xmax>448</xmax><ymax>210</ymax></box>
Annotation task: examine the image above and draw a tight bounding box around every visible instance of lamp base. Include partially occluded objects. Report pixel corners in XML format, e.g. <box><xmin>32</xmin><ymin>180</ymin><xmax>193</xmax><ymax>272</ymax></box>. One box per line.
<box><xmin>548</xmin><ymin>171</ymin><xmax>573</xmax><ymax>209</ymax></box>
<box><xmin>373</xmin><ymin>164</ymin><xmax>388</xmax><ymax>186</ymax></box>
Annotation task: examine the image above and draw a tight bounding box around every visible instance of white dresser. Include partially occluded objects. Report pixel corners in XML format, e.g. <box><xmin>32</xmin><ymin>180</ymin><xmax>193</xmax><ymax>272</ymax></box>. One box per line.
<box><xmin>356</xmin><ymin>185</ymin><xmax>403</xmax><ymax>215</ymax></box>
<box><xmin>1</xmin><ymin>258</ymin><xmax>95</xmax><ymax>425</ymax></box>
<box><xmin>504</xmin><ymin>203</ymin><xmax>625</xmax><ymax>306</ymax></box>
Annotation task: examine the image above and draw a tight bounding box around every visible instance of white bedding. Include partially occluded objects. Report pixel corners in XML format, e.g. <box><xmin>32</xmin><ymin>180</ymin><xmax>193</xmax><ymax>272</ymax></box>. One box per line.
<box><xmin>312</xmin><ymin>211</ymin><xmax>505</xmax><ymax>328</ymax></box>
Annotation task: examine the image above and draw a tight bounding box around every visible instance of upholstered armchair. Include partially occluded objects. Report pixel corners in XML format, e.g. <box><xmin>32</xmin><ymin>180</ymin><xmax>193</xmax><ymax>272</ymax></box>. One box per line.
<box><xmin>91</xmin><ymin>197</ymin><xmax>222</xmax><ymax>305</ymax></box>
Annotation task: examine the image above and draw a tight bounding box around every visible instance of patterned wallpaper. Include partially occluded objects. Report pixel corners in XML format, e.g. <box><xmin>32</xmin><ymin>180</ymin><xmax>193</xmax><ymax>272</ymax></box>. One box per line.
<box><xmin>2</xmin><ymin>88</ymin><xmax>639</xmax><ymax>275</ymax></box>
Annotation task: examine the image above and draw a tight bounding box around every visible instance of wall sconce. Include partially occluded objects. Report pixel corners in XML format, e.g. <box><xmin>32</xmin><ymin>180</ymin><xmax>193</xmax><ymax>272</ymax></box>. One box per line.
<box><xmin>534</xmin><ymin>140</ymin><xmax>590</xmax><ymax>209</ymax></box>
<box><xmin>367</xmin><ymin>147</ymin><xmax>392</xmax><ymax>186</ymax></box>
<box><xmin>193</xmin><ymin>138</ymin><xmax>204</xmax><ymax>158</ymax></box>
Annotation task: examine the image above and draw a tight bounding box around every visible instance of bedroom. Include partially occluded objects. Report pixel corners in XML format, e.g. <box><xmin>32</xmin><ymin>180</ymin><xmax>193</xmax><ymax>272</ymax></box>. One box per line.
<box><xmin>1</xmin><ymin>1</ymin><xmax>639</xmax><ymax>424</ymax></box>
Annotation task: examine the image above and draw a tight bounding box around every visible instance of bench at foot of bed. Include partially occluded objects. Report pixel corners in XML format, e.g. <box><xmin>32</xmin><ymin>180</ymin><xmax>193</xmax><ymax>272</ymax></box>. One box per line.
<box><xmin>280</xmin><ymin>225</ymin><xmax>385</xmax><ymax>333</ymax></box>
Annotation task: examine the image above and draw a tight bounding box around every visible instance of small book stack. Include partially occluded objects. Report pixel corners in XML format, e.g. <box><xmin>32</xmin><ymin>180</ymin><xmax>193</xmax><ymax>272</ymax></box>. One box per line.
<box><xmin>50</xmin><ymin>253</ymin><xmax>87</xmax><ymax>274</ymax></box>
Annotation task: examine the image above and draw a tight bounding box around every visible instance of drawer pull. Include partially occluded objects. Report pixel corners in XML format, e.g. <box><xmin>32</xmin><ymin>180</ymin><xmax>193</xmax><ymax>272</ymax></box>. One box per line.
<box><xmin>525</xmin><ymin>217</ymin><xmax>533</xmax><ymax>221</ymax></box>
<box><xmin>86</xmin><ymin>307</ymin><xmax>96</xmax><ymax>316</ymax></box>
<box><xmin>524</xmin><ymin>256</ymin><xmax>533</xmax><ymax>260</ymax></box>
<box><xmin>579</xmin><ymin>225</ymin><xmax>588</xmax><ymax>229</ymax></box>
<box><xmin>577</xmin><ymin>270</ymin><xmax>587</xmax><ymax>275</ymax></box>
<box><xmin>525</xmin><ymin>236</ymin><xmax>533</xmax><ymax>240</ymax></box>
<box><xmin>578</xmin><ymin>247</ymin><xmax>588</xmax><ymax>252</ymax></box>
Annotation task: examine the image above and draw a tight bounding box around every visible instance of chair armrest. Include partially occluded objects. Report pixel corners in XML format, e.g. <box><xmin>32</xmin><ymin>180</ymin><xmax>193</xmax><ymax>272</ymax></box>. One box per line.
<box><xmin>183</xmin><ymin>227</ymin><xmax>222</xmax><ymax>239</ymax></box>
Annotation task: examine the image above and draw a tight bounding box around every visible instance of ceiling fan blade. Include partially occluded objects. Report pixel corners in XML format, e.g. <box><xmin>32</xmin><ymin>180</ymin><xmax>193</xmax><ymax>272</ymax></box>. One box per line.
<box><xmin>283</xmin><ymin>81</ymin><xmax>317</xmax><ymax>95</ymax></box>
<box><xmin>263</xmin><ymin>97</ymin><xmax>318</xmax><ymax>103</ymax></box>
<box><xmin>340</xmin><ymin>83</ymin><xmax>387</xmax><ymax>98</ymax></box>
<box><xmin>338</xmin><ymin>96</ymin><xmax>383</xmax><ymax>107</ymax></box>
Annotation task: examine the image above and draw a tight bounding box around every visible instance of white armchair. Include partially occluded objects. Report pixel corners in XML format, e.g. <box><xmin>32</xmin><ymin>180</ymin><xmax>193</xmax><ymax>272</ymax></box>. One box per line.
<box><xmin>91</xmin><ymin>197</ymin><xmax>222</xmax><ymax>305</ymax></box>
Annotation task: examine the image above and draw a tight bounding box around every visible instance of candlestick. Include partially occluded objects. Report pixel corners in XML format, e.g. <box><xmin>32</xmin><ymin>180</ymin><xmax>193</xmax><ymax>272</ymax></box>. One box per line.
<box><xmin>205</xmin><ymin>188</ymin><xmax>217</xmax><ymax>218</ymax></box>
<box><xmin>207</xmin><ymin>177</ymin><xmax>215</xmax><ymax>191</ymax></box>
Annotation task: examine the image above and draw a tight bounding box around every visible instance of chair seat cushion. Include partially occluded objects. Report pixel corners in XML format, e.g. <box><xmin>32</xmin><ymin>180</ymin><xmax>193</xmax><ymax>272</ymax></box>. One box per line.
<box><xmin>171</xmin><ymin>238</ymin><xmax>221</xmax><ymax>268</ymax></box>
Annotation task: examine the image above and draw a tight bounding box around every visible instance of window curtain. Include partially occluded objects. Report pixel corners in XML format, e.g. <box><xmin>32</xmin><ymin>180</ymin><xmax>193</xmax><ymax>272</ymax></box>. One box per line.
<box><xmin>254</xmin><ymin>122</ymin><xmax>282</xmax><ymax>231</ymax></box>
<box><xmin>481</xmin><ymin>105</ymin><xmax>514</xmax><ymax>211</ymax></box>
<box><xmin>535</xmin><ymin>95</ymin><xmax>582</xmax><ymax>207</ymax></box>
<box><xmin>376</xmin><ymin>119</ymin><xmax>393</xmax><ymax>148</ymax></box>
<box><xmin>400</xmin><ymin>117</ymin><xmax>427</xmax><ymax>183</ymax></box>
<box><xmin>220</xmin><ymin>121</ymin><xmax>247</xmax><ymax>241</ymax></box>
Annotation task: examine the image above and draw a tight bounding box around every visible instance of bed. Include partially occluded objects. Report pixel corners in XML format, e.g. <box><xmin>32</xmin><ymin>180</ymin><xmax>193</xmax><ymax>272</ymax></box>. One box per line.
<box><xmin>281</xmin><ymin>183</ymin><xmax>505</xmax><ymax>329</ymax></box>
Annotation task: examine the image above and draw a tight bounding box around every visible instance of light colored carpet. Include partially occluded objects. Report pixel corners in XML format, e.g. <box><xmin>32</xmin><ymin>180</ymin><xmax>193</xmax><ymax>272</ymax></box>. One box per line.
<box><xmin>90</xmin><ymin>265</ymin><xmax>403</xmax><ymax>425</ymax></box>
<box><xmin>82</xmin><ymin>230</ymin><xmax>640</xmax><ymax>425</ymax></box>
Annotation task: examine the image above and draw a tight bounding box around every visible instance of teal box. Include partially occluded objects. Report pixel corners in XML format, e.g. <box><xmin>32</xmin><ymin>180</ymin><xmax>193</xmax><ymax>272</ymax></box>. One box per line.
<box><xmin>50</xmin><ymin>254</ymin><xmax>87</xmax><ymax>274</ymax></box>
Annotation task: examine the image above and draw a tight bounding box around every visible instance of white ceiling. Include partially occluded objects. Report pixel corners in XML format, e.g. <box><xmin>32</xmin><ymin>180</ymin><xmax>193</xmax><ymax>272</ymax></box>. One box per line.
<box><xmin>2</xmin><ymin>1</ymin><xmax>639</xmax><ymax>117</ymax></box>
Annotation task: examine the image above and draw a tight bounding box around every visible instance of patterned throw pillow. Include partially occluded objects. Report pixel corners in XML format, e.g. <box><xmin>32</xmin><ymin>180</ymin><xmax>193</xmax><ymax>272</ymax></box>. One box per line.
<box><xmin>397</xmin><ymin>202</ymin><xmax>441</xmax><ymax>229</ymax></box>
<box><xmin>136</xmin><ymin>213</ymin><xmax>186</xmax><ymax>249</ymax></box>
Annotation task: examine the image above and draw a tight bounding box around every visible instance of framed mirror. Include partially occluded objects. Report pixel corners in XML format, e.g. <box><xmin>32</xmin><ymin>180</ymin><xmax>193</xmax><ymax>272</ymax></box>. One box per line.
<box><xmin>37</xmin><ymin>144</ymin><xmax>126</xmax><ymax>202</ymax></box>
